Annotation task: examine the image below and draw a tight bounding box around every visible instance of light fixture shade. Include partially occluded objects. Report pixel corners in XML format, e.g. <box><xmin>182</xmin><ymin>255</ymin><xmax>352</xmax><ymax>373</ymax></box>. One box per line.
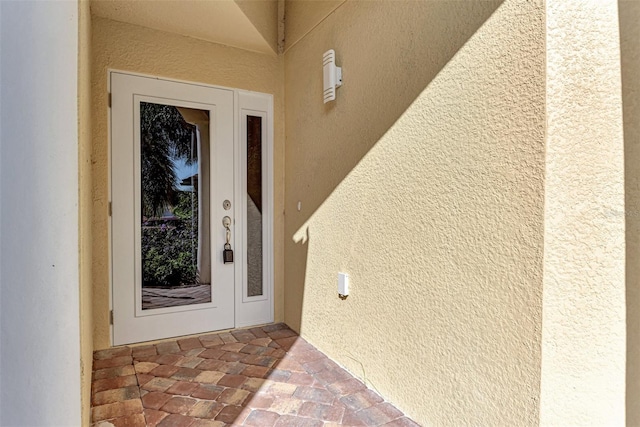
<box><xmin>323</xmin><ymin>49</ymin><xmax>342</xmax><ymax>104</ymax></box>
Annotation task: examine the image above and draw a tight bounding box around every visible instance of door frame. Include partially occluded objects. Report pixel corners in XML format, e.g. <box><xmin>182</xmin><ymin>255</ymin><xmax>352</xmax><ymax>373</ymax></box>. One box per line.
<box><xmin>108</xmin><ymin>70</ymin><xmax>274</xmax><ymax>345</ymax></box>
<box><xmin>235</xmin><ymin>91</ymin><xmax>275</xmax><ymax>328</ymax></box>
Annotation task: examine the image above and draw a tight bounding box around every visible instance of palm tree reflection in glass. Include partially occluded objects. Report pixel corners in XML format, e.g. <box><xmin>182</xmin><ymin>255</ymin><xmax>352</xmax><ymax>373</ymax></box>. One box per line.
<box><xmin>140</xmin><ymin>102</ymin><xmax>212</xmax><ymax>310</ymax></box>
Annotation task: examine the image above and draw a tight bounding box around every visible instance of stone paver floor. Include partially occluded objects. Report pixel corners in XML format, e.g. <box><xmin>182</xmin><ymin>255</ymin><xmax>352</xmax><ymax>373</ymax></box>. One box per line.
<box><xmin>91</xmin><ymin>324</ymin><xmax>420</xmax><ymax>426</ymax></box>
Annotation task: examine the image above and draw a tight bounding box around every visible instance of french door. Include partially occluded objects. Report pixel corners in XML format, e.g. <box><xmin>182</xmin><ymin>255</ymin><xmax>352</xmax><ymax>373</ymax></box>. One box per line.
<box><xmin>110</xmin><ymin>72</ymin><xmax>273</xmax><ymax>345</ymax></box>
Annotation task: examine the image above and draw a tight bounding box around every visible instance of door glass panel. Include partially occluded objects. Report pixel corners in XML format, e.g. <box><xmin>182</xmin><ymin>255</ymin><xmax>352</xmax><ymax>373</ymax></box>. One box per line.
<box><xmin>247</xmin><ymin>115</ymin><xmax>263</xmax><ymax>297</ymax></box>
<box><xmin>140</xmin><ymin>102</ymin><xmax>212</xmax><ymax>309</ymax></box>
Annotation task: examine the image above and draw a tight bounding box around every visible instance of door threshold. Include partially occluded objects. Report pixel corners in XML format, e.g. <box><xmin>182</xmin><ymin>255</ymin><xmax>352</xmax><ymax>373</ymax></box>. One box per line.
<box><xmin>116</xmin><ymin>322</ymin><xmax>285</xmax><ymax>348</ymax></box>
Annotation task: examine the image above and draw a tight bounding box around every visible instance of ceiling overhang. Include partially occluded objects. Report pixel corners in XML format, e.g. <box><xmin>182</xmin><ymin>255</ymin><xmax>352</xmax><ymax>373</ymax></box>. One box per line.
<box><xmin>90</xmin><ymin>0</ymin><xmax>277</xmax><ymax>55</ymax></box>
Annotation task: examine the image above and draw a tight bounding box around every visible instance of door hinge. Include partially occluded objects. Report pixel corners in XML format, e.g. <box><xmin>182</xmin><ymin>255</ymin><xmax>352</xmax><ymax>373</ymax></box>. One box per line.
<box><xmin>109</xmin><ymin>201</ymin><xmax>112</xmax><ymax>216</ymax></box>
<box><xmin>110</xmin><ymin>310</ymin><xmax>113</xmax><ymax>325</ymax></box>
<box><xmin>108</xmin><ymin>93</ymin><xmax>112</xmax><ymax>108</ymax></box>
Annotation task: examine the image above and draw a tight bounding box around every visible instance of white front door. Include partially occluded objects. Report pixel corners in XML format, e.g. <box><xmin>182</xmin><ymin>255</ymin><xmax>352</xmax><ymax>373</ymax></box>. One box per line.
<box><xmin>111</xmin><ymin>72</ymin><xmax>237</xmax><ymax>345</ymax></box>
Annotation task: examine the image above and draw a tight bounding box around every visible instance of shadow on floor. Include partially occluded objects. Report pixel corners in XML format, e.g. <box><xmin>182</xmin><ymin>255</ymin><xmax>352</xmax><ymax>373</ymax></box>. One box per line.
<box><xmin>91</xmin><ymin>324</ymin><xmax>420</xmax><ymax>426</ymax></box>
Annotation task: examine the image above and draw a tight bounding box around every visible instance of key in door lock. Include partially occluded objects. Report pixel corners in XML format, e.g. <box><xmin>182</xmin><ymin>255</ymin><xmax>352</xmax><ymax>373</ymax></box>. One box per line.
<box><xmin>222</xmin><ymin>216</ymin><xmax>233</xmax><ymax>264</ymax></box>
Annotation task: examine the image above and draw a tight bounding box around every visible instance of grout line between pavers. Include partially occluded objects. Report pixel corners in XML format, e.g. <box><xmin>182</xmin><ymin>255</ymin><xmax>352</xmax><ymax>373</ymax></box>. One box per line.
<box><xmin>92</xmin><ymin>324</ymin><xmax>417</xmax><ymax>426</ymax></box>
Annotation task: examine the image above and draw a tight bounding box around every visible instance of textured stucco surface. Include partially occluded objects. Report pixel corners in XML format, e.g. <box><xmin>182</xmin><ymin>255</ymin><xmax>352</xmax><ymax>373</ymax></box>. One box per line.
<box><xmin>620</xmin><ymin>0</ymin><xmax>640</xmax><ymax>424</ymax></box>
<box><xmin>90</xmin><ymin>0</ymin><xmax>274</xmax><ymax>54</ymax></box>
<box><xmin>540</xmin><ymin>1</ymin><xmax>626</xmax><ymax>425</ymax></box>
<box><xmin>284</xmin><ymin>1</ymin><xmax>545</xmax><ymax>425</ymax></box>
<box><xmin>0</xmin><ymin>1</ymin><xmax>81</xmax><ymax>423</ymax></box>
<box><xmin>235</xmin><ymin>0</ymin><xmax>279</xmax><ymax>54</ymax></box>
<box><xmin>79</xmin><ymin>1</ymin><xmax>94</xmax><ymax>424</ymax></box>
<box><xmin>283</xmin><ymin>0</ymin><xmax>344</xmax><ymax>51</ymax></box>
<box><xmin>0</xmin><ymin>8</ymin><xmax>3</xmax><ymax>422</ymax></box>
<box><xmin>91</xmin><ymin>17</ymin><xmax>285</xmax><ymax>349</ymax></box>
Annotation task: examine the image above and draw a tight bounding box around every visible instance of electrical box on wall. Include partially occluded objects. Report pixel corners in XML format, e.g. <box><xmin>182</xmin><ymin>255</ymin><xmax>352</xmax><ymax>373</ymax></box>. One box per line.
<box><xmin>338</xmin><ymin>272</ymin><xmax>349</xmax><ymax>300</ymax></box>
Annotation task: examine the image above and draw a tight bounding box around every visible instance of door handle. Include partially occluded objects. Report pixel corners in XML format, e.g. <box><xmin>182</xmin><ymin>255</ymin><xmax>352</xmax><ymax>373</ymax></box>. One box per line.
<box><xmin>222</xmin><ymin>216</ymin><xmax>231</xmax><ymax>242</ymax></box>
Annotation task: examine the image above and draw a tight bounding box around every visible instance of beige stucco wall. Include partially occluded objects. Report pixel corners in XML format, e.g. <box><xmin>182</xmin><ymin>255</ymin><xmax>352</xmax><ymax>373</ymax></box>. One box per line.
<box><xmin>540</xmin><ymin>1</ymin><xmax>626</xmax><ymax>425</ymax></box>
<box><xmin>621</xmin><ymin>0</ymin><xmax>640</xmax><ymax>425</ymax></box>
<box><xmin>90</xmin><ymin>1</ymin><xmax>274</xmax><ymax>55</ymax></box>
<box><xmin>283</xmin><ymin>0</ymin><xmax>344</xmax><ymax>51</ymax></box>
<box><xmin>91</xmin><ymin>16</ymin><xmax>285</xmax><ymax>349</ymax></box>
<box><xmin>235</xmin><ymin>0</ymin><xmax>279</xmax><ymax>53</ymax></box>
<box><xmin>284</xmin><ymin>1</ymin><xmax>545</xmax><ymax>425</ymax></box>
<box><xmin>78</xmin><ymin>0</ymin><xmax>93</xmax><ymax>424</ymax></box>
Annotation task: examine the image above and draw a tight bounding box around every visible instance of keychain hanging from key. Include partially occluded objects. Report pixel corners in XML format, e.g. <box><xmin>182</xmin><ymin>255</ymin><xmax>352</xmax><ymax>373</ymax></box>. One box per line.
<box><xmin>222</xmin><ymin>216</ymin><xmax>234</xmax><ymax>264</ymax></box>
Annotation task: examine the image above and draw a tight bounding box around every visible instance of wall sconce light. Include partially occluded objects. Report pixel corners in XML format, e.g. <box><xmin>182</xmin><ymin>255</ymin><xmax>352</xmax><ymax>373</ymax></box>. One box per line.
<box><xmin>323</xmin><ymin>49</ymin><xmax>342</xmax><ymax>104</ymax></box>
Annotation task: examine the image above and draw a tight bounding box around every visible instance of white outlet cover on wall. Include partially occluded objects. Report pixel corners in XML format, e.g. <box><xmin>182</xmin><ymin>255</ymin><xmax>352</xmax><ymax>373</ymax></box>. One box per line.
<box><xmin>338</xmin><ymin>272</ymin><xmax>349</xmax><ymax>296</ymax></box>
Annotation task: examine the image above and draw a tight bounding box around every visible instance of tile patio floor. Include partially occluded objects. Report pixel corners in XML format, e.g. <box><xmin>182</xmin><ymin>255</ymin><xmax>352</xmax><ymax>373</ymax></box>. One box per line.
<box><xmin>91</xmin><ymin>323</ymin><xmax>420</xmax><ymax>427</ymax></box>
